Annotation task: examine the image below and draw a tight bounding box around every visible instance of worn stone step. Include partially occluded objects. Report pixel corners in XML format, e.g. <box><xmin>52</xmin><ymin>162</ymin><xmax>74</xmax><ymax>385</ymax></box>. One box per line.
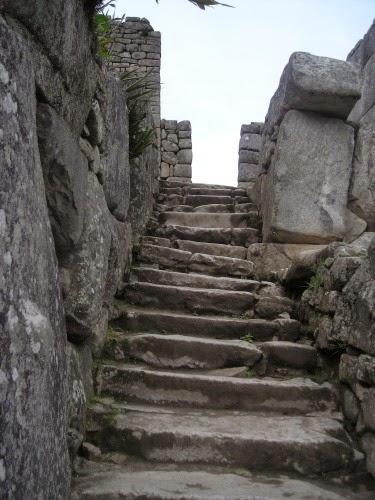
<box><xmin>115</xmin><ymin>307</ymin><xmax>301</xmax><ymax>341</ymax></box>
<box><xmin>156</xmin><ymin>225</ymin><xmax>260</xmax><ymax>246</ymax></box>
<box><xmin>96</xmin><ymin>364</ymin><xmax>337</xmax><ymax>414</ymax></box>
<box><xmin>183</xmin><ymin>195</ymin><xmax>233</xmax><ymax>207</ymax></box>
<box><xmin>193</xmin><ymin>203</ymin><xmax>232</xmax><ymax>213</ymax></box>
<box><xmin>170</xmin><ymin>204</ymin><xmax>194</xmax><ymax>212</ymax></box>
<box><xmin>131</xmin><ymin>267</ymin><xmax>263</xmax><ymax>292</ymax></box>
<box><xmin>123</xmin><ymin>282</ymin><xmax>257</xmax><ymax>315</ymax></box>
<box><xmin>260</xmin><ymin>341</ymin><xmax>318</xmax><ymax>370</ymax></box>
<box><xmin>159</xmin><ymin>212</ymin><xmax>259</xmax><ymax>229</ymax></box>
<box><xmin>186</xmin><ymin>187</ymin><xmax>234</xmax><ymax>196</ymax></box>
<box><xmin>71</xmin><ymin>463</ymin><xmax>361</xmax><ymax>500</ymax></box>
<box><xmin>127</xmin><ymin>333</ymin><xmax>262</xmax><ymax>369</ymax></box>
<box><xmin>87</xmin><ymin>403</ymin><xmax>355</xmax><ymax>476</ymax></box>
<box><xmin>176</xmin><ymin>239</ymin><xmax>247</xmax><ymax>259</ymax></box>
<box><xmin>235</xmin><ymin>202</ymin><xmax>258</xmax><ymax>213</ymax></box>
<box><xmin>137</xmin><ymin>244</ymin><xmax>255</xmax><ymax>277</ymax></box>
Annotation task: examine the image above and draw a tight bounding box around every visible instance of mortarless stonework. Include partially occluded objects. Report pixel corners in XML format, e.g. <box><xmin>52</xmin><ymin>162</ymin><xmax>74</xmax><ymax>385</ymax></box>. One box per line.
<box><xmin>161</xmin><ymin>119</ymin><xmax>193</xmax><ymax>182</ymax></box>
<box><xmin>237</xmin><ymin>122</ymin><xmax>263</xmax><ymax>189</ymax></box>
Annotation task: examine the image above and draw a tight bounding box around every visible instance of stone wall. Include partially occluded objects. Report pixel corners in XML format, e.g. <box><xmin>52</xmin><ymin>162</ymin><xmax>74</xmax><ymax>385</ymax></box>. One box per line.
<box><xmin>161</xmin><ymin>119</ymin><xmax>193</xmax><ymax>182</ymax></box>
<box><xmin>237</xmin><ymin>123</ymin><xmax>263</xmax><ymax>189</ymax></box>
<box><xmin>0</xmin><ymin>6</ymin><xmax>159</xmax><ymax>498</ymax></box>
<box><xmin>254</xmin><ymin>51</ymin><xmax>365</xmax><ymax>245</ymax></box>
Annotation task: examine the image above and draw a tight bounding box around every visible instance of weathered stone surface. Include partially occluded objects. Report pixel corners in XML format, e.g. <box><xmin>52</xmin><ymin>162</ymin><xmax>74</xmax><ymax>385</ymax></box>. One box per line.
<box><xmin>99</xmin><ymin>73</ymin><xmax>130</xmax><ymax>222</ymax></box>
<box><xmin>176</xmin><ymin>240</ymin><xmax>247</xmax><ymax>259</ymax></box>
<box><xmin>98</xmin><ymin>364</ymin><xmax>337</xmax><ymax>414</ymax></box>
<box><xmin>349</xmin><ymin>111</ymin><xmax>375</xmax><ymax>229</ymax></box>
<box><xmin>361</xmin><ymin>433</ymin><xmax>375</xmax><ymax>477</ymax></box>
<box><xmin>362</xmin><ymin>389</ymin><xmax>375</xmax><ymax>432</ymax></box>
<box><xmin>87</xmin><ymin>100</ymin><xmax>104</xmax><ymax>147</ymax></box>
<box><xmin>132</xmin><ymin>267</ymin><xmax>262</xmax><ymax>293</ymax></box>
<box><xmin>177</xmin><ymin>149</ymin><xmax>193</xmax><ymax>165</ymax></box>
<box><xmin>190</xmin><ymin>253</ymin><xmax>255</xmax><ymax>277</ymax></box>
<box><xmin>255</xmin><ymin>296</ymin><xmax>294</xmax><ymax>320</ymax></box>
<box><xmin>174</xmin><ymin>164</ymin><xmax>192</xmax><ymax>178</ymax></box>
<box><xmin>238</xmin><ymin>163</ymin><xmax>262</xmax><ymax>182</ymax></box>
<box><xmin>138</xmin><ymin>244</ymin><xmax>191</xmax><ymax>270</ymax></box>
<box><xmin>0</xmin><ymin>18</ymin><xmax>70</xmax><ymax>498</ymax></box>
<box><xmin>241</xmin><ymin>122</ymin><xmax>264</xmax><ymax>134</ymax></box>
<box><xmin>357</xmin><ymin>354</ymin><xmax>375</xmax><ymax>386</ymax></box>
<box><xmin>3</xmin><ymin>0</ymin><xmax>99</xmax><ymax>135</ymax></box>
<box><xmin>347</xmin><ymin>20</ymin><xmax>375</xmax><ymax>67</ymax></box>
<box><xmin>336</xmin><ymin>261</ymin><xmax>375</xmax><ymax>355</ymax></box>
<box><xmin>128</xmin><ymin>334</ymin><xmax>262</xmax><ymax>369</ymax></box>
<box><xmin>341</xmin><ymin>387</ymin><xmax>360</xmax><ymax>424</ymax></box>
<box><xmin>162</xmin><ymin>140</ymin><xmax>179</xmax><ymax>152</ymax></box>
<box><xmin>62</xmin><ymin>173</ymin><xmax>130</xmax><ymax>350</ymax></box>
<box><xmin>37</xmin><ymin>103</ymin><xmax>88</xmax><ymax>257</ymax></box>
<box><xmin>348</xmin><ymin>55</ymin><xmax>375</xmax><ymax>125</ymax></box>
<box><xmin>239</xmin><ymin>133</ymin><xmax>262</xmax><ymax>151</ymax></box>
<box><xmin>162</xmin><ymin>151</ymin><xmax>177</xmax><ymax>165</ymax></box>
<box><xmin>160</xmin><ymin>212</ymin><xmax>252</xmax><ymax>229</ymax></box>
<box><xmin>266</xmin><ymin>52</ymin><xmax>362</xmax><ymax>125</ymax></box>
<box><xmin>239</xmin><ymin>150</ymin><xmax>260</xmax><ymax>163</ymax></box>
<box><xmin>193</xmin><ymin>203</ymin><xmax>232</xmax><ymax>213</ymax></box>
<box><xmin>262</xmin><ymin>110</ymin><xmax>355</xmax><ymax>244</ymax></box>
<box><xmin>177</xmin><ymin>120</ymin><xmax>191</xmax><ymax>131</ymax></box>
<box><xmin>125</xmin><ymin>282</ymin><xmax>256</xmax><ymax>316</ymax></box>
<box><xmin>260</xmin><ymin>342</ymin><xmax>317</xmax><ymax>370</ymax></box>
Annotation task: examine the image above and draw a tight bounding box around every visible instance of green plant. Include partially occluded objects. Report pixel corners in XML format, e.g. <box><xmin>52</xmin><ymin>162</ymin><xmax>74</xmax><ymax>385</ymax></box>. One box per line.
<box><xmin>94</xmin><ymin>13</ymin><xmax>113</xmax><ymax>59</ymax></box>
<box><xmin>307</xmin><ymin>260</ymin><xmax>325</xmax><ymax>290</ymax></box>
<box><xmin>121</xmin><ymin>69</ymin><xmax>158</xmax><ymax>159</ymax></box>
<box><xmin>240</xmin><ymin>334</ymin><xmax>254</xmax><ymax>343</ymax></box>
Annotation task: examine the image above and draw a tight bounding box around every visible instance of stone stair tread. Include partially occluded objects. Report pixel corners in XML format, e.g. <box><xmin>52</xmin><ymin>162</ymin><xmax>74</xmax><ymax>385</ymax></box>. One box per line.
<box><xmin>126</xmin><ymin>333</ymin><xmax>262</xmax><ymax>370</ymax></box>
<box><xmin>114</xmin><ymin>306</ymin><xmax>301</xmax><ymax>341</ymax></box>
<box><xmin>193</xmin><ymin>203</ymin><xmax>233</xmax><ymax>213</ymax></box>
<box><xmin>72</xmin><ymin>462</ymin><xmax>367</xmax><ymax>500</ymax></box>
<box><xmin>175</xmin><ymin>239</ymin><xmax>247</xmax><ymax>259</ymax></box>
<box><xmin>96</xmin><ymin>363</ymin><xmax>337</xmax><ymax>414</ymax></box>
<box><xmin>155</xmin><ymin>224</ymin><xmax>259</xmax><ymax>246</ymax></box>
<box><xmin>87</xmin><ymin>402</ymin><xmax>355</xmax><ymax>476</ymax></box>
<box><xmin>183</xmin><ymin>195</ymin><xmax>234</xmax><ymax>207</ymax></box>
<box><xmin>159</xmin><ymin>212</ymin><xmax>257</xmax><ymax>229</ymax></box>
<box><xmin>123</xmin><ymin>281</ymin><xmax>258</xmax><ymax>316</ymax></box>
<box><xmin>131</xmin><ymin>267</ymin><xmax>263</xmax><ymax>292</ymax></box>
<box><xmin>259</xmin><ymin>341</ymin><xmax>318</xmax><ymax>370</ymax></box>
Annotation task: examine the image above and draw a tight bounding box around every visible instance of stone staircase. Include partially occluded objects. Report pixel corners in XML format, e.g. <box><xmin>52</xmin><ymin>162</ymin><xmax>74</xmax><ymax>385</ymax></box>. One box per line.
<box><xmin>72</xmin><ymin>181</ymin><xmax>373</xmax><ymax>499</ymax></box>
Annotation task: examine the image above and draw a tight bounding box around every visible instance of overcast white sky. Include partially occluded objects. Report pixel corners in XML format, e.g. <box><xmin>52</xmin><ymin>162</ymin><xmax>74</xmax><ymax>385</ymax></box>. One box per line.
<box><xmin>114</xmin><ymin>0</ymin><xmax>374</xmax><ymax>185</ymax></box>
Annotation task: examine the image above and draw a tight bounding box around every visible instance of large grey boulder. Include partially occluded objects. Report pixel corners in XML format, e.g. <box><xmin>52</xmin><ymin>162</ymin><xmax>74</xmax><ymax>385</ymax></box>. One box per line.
<box><xmin>0</xmin><ymin>18</ymin><xmax>70</xmax><ymax>499</ymax></box>
<box><xmin>348</xmin><ymin>55</ymin><xmax>375</xmax><ymax>125</ymax></box>
<box><xmin>262</xmin><ymin>110</ymin><xmax>357</xmax><ymax>244</ymax></box>
<box><xmin>349</xmin><ymin>107</ymin><xmax>375</xmax><ymax>229</ymax></box>
<box><xmin>62</xmin><ymin>173</ymin><xmax>131</xmax><ymax>353</ymax></box>
<box><xmin>3</xmin><ymin>0</ymin><xmax>99</xmax><ymax>135</ymax></box>
<box><xmin>99</xmin><ymin>73</ymin><xmax>130</xmax><ymax>222</ymax></box>
<box><xmin>347</xmin><ymin>19</ymin><xmax>375</xmax><ymax>67</ymax></box>
<box><xmin>37</xmin><ymin>103</ymin><xmax>89</xmax><ymax>257</ymax></box>
<box><xmin>261</xmin><ymin>52</ymin><xmax>362</xmax><ymax>168</ymax></box>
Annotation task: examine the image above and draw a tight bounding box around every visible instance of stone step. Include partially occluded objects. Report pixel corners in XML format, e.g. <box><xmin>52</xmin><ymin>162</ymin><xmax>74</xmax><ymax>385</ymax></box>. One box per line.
<box><xmin>126</xmin><ymin>333</ymin><xmax>263</xmax><ymax>369</ymax></box>
<box><xmin>96</xmin><ymin>364</ymin><xmax>337</xmax><ymax>414</ymax></box>
<box><xmin>176</xmin><ymin>239</ymin><xmax>247</xmax><ymax>259</ymax></box>
<box><xmin>71</xmin><ymin>463</ymin><xmax>362</xmax><ymax>500</ymax></box>
<box><xmin>155</xmin><ymin>225</ymin><xmax>260</xmax><ymax>246</ymax></box>
<box><xmin>115</xmin><ymin>307</ymin><xmax>301</xmax><ymax>341</ymax></box>
<box><xmin>260</xmin><ymin>341</ymin><xmax>318</xmax><ymax>370</ymax></box>
<box><xmin>87</xmin><ymin>403</ymin><xmax>355</xmax><ymax>476</ymax></box>
<box><xmin>159</xmin><ymin>212</ymin><xmax>258</xmax><ymax>229</ymax></box>
<box><xmin>183</xmin><ymin>195</ymin><xmax>233</xmax><ymax>207</ymax></box>
<box><xmin>235</xmin><ymin>202</ymin><xmax>258</xmax><ymax>213</ymax></box>
<box><xmin>138</xmin><ymin>244</ymin><xmax>255</xmax><ymax>277</ymax></box>
<box><xmin>123</xmin><ymin>282</ymin><xmax>257</xmax><ymax>316</ymax></box>
<box><xmin>160</xmin><ymin>180</ymin><xmax>236</xmax><ymax>190</ymax></box>
<box><xmin>131</xmin><ymin>267</ymin><xmax>263</xmax><ymax>292</ymax></box>
<box><xmin>186</xmin><ymin>187</ymin><xmax>234</xmax><ymax>196</ymax></box>
<box><xmin>193</xmin><ymin>203</ymin><xmax>232</xmax><ymax>213</ymax></box>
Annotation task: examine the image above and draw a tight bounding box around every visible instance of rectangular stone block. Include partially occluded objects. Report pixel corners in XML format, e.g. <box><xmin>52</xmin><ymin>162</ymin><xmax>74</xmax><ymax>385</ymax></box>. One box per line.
<box><xmin>239</xmin><ymin>133</ymin><xmax>262</xmax><ymax>151</ymax></box>
<box><xmin>177</xmin><ymin>149</ymin><xmax>193</xmax><ymax>165</ymax></box>
<box><xmin>262</xmin><ymin>110</ymin><xmax>355</xmax><ymax>244</ymax></box>
<box><xmin>174</xmin><ymin>164</ymin><xmax>192</xmax><ymax>178</ymax></box>
<box><xmin>239</xmin><ymin>150</ymin><xmax>260</xmax><ymax>164</ymax></box>
<box><xmin>241</xmin><ymin>123</ymin><xmax>264</xmax><ymax>135</ymax></box>
<box><xmin>238</xmin><ymin>163</ymin><xmax>262</xmax><ymax>182</ymax></box>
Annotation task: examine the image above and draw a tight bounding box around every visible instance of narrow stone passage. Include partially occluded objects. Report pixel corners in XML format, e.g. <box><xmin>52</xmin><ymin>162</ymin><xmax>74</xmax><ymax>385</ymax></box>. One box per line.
<box><xmin>72</xmin><ymin>180</ymin><xmax>373</xmax><ymax>499</ymax></box>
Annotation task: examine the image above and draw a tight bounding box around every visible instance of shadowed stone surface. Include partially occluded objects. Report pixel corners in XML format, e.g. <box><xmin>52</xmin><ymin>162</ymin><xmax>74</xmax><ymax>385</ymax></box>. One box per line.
<box><xmin>0</xmin><ymin>17</ymin><xmax>70</xmax><ymax>499</ymax></box>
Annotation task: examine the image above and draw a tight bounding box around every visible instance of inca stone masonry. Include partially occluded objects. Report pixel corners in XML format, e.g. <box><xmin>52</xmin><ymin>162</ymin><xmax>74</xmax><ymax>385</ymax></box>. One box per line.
<box><xmin>1</xmin><ymin>2</ymin><xmax>375</xmax><ymax>498</ymax></box>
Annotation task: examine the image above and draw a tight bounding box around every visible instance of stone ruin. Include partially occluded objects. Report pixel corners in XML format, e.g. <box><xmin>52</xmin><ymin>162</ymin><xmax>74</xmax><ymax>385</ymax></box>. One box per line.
<box><xmin>1</xmin><ymin>1</ymin><xmax>375</xmax><ymax>498</ymax></box>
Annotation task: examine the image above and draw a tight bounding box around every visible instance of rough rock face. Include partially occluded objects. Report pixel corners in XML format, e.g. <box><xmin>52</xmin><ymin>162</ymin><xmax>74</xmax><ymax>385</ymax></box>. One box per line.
<box><xmin>98</xmin><ymin>73</ymin><xmax>130</xmax><ymax>222</ymax></box>
<box><xmin>37</xmin><ymin>103</ymin><xmax>89</xmax><ymax>256</ymax></box>
<box><xmin>3</xmin><ymin>0</ymin><xmax>99</xmax><ymax>135</ymax></box>
<box><xmin>262</xmin><ymin>110</ymin><xmax>357</xmax><ymax>244</ymax></box>
<box><xmin>261</xmin><ymin>52</ymin><xmax>362</xmax><ymax>169</ymax></box>
<box><xmin>62</xmin><ymin>173</ymin><xmax>131</xmax><ymax>353</ymax></box>
<box><xmin>0</xmin><ymin>17</ymin><xmax>70</xmax><ymax>499</ymax></box>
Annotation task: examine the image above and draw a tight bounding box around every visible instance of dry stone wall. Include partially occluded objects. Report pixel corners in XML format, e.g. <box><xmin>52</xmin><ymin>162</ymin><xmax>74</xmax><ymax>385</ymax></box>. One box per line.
<box><xmin>253</xmin><ymin>50</ymin><xmax>366</xmax><ymax>245</ymax></box>
<box><xmin>0</xmin><ymin>6</ymin><xmax>160</xmax><ymax>498</ymax></box>
<box><xmin>237</xmin><ymin>123</ymin><xmax>263</xmax><ymax>189</ymax></box>
<box><xmin>161</xmin><ymin>119</ymin><xmax>193</xmax><ymax>182</ymax></box>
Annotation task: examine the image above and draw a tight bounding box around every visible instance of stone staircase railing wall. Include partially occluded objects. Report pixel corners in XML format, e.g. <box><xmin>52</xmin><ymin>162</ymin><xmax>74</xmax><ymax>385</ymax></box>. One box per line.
<box><xmin>237</xmin><ymin>122</ymin><xmax>263</xmax><ymax>189</ymax></box>
<box><xmin>0</xmin><ymin>5</ymin><xmax>160</xmax><ymax>498</ymax></box>
<box><xmin>161</xmin><ymin>119</ymin><xmax>193</xmax><ymax>182</ymax></box>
